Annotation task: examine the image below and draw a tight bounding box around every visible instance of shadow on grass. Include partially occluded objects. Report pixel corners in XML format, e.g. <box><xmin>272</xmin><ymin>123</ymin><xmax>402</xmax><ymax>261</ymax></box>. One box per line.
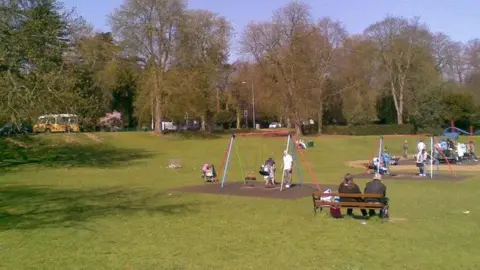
<box><xmin>164</xmin><ymin>131</ymin><xmax>222</xmax><ymax>140</ymax></box>
<box><xmin>0</xmin><ymin>185</ymin><xmax>199</xmax><ymax>230</ymax></box>
<box><xmin>0</xmin><ymin>136</ymin><xmax>155</xmax><ymax>172</ymax></box>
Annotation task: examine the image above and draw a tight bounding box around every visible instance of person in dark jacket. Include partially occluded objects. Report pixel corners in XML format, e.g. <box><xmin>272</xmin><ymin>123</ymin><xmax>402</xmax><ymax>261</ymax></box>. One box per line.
<box><xmin>338</xmin><ymin>173</ymin><xmax>368</xmax><ymax>217</ymax></box>
<box><xmin>364</xmin><ymin>174</ymin><xmax>387</xmax><ymax>218</ymax></box>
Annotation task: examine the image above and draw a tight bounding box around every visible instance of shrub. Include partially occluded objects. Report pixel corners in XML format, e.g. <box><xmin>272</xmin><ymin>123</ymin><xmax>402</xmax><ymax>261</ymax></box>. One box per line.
<box><xmin>322</xmin><ymin>124</ymin><xmax>415</xmax><ymax>135</ymax></box>
<box><xmin>99</xmin><ymin>111</ymin><xmax>123</xmax><ymax>132</ymax></box>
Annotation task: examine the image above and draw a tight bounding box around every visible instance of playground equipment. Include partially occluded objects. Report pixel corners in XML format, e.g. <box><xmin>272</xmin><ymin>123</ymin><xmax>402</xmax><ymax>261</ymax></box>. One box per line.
<box><xmin>369</xmin><ymin>136</ymin><xmax>458</xmax><ymax>179</ymax></box>
<box><xmin>218</xmin><ymin>132</ymin><xmax>321</xmax><ymax>192</ymax></box>
<box><xmin>371</xmin><ymin>137</ymin><xmax>400</xmax><ymax>175</ymax></box>
<box><xmin>443</xmin><ymin>120</ymin><xmax>480</xmax><ymax>137</ymax></box>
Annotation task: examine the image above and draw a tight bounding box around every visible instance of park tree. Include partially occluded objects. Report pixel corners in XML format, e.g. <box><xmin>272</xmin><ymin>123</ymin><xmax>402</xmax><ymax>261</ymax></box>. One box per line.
<box><xmin>0</xmin><ymin>0</ymin><xmax>76</xmax><ymax>122</ymax></box>
<box><xmin>241</xmin><ymin>1</ymin><xmax>317</xmax><ymax>136</ymax></box>
<box><xmin>308</xmin><ymin>17</ymin><xmax>347</xmax><ymax>133</ymax></box>
<box><xmin>338</xmin><ymin>36</ymin><xmax>379</xmax><ymax>125</ymax></box>
<box><xmin>109</xmin><ymin>0</ymin><xmax>186</xmax><ymax>133</ymax></box>
<box><xmin>172</xmin><ymin>9</ymin><xmax>232</xmax><ymax>131</ymax></box>
<box><xmin>365</xmin><ymin>16</ymin><xmax>431</xmax><ymax>124</ymax></box>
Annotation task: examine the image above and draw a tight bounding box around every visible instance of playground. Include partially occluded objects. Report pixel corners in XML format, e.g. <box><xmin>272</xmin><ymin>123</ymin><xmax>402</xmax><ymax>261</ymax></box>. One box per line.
<box><xmin>1</xmin><ymin>132</ymin><xmax>480</xmax><ymax>269</ymax></box>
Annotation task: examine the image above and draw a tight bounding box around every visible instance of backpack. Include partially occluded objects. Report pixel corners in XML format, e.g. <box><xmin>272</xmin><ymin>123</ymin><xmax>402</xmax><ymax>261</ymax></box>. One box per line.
<box><xmin>330</xmin><ymin>195</ymin><xmax>343</xmax><ymax>218</ymax></box>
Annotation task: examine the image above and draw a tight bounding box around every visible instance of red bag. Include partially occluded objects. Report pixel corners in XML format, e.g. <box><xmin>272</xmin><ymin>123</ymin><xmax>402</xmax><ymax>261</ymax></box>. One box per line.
<box><xmin>330</xmin><ymin>207</ymin><xmax>343</xmax><ymax>218</ymax></box>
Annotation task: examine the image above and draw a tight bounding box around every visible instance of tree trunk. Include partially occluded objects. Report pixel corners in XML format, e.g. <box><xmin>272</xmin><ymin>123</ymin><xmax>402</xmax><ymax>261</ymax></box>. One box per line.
<box><xmin>154</xmin><ymin>96</ymin><xmax>162</xmax><ymax>133</ymax></box>
<box><xmin>317</xmin><ymin>102</ymin><xmax>323</xmax><ymax>134</ymax></box>
<box><xmin>294</xmin><ymin>112</ymin><xmax>303</xmax><ymax>137</ymax></box>
<box><xmin>201</xmin><ymin>115</ymin><xmax>206</xmax><ymax>131</ymax></box>
<box><xmin>216</xmin><ymin>87</ymin><xmax>220</xmax><ymax>113</ymax></box>
<box><xmin>389</xmin><ymin>79</ymin><xmax>404</xmax><ymax>125</ymax></box>
<box><xmin>287</xmin><ymin>117</ymin><xmax>292</xmax><ymax>128</ymax></box>
<box><xmin>205</xmin><ymin>110</ymin><xmax>214</xmax><ymax>132</ymax></box>
<box><xmin>236</xmin><ymin>108</ymin><xmax>241</xmax><ymax>129</ymax></box>
<box><xmin>398</xmin><ymin>84</ymin><xmax>404</xmax><ymax>124</ymax></box>
<box><xmin>151</xmin><ymin>97</ymin><xmax>155</xmax><ymax>130</ymax></box>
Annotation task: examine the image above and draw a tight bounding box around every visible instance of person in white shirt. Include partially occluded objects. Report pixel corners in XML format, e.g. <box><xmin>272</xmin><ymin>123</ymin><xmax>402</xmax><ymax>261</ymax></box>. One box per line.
<box><xmin>282</xmin><ymin>150</ymin><xmax>294</xmax><ymax>188</ymax></box>
<box><xmin>417</xmin><ymin>140</ymin><xmax>426</xmax><ymax>152</ymax></box>
<box><xmin>416</xmin><ymin>149</ymin><xmax>429</xmax><ymax>176</ymax></box>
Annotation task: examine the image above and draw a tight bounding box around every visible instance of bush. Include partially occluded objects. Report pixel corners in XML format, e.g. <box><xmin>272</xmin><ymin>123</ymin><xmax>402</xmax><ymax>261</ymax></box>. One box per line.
<box><xmin>322</xmin><ymin>124</ymin><xmax>416</xmax><ymax>135</ymax></box>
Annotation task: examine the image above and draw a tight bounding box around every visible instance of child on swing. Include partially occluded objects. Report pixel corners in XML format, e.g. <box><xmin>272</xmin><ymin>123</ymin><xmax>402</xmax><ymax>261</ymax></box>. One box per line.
<box><xmin>261</xmin><ymin>157</ymin><xmax>276</xmax><ymax>187</ymax></box>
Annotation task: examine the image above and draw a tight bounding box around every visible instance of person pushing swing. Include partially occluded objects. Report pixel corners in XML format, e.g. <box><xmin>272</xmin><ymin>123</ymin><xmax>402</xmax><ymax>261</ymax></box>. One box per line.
<box><xmin>282</xmin><ymin>150</ymin><xmax>294</xmax><ymax>188</ymax></box>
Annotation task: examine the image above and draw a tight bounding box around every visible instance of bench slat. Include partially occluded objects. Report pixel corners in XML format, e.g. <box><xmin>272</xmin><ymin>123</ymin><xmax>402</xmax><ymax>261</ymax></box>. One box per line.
<box><xmin>312</xmin><ymin>192</ymin><xmax>382</xmax><ymax>198</ymax></box>
<box><xmin>315</xmin><ymin>201</ymin><xmax>384</xmax><ymax>208</ymax></box>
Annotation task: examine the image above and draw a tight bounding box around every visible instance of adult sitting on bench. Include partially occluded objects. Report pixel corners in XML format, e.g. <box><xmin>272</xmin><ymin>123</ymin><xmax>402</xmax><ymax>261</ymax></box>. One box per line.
<box><xmin>312</xmin><ymin>174</ymin><xmax>389</xmax><ymax>219</ymax></box>
<box><xmin>364</xmin><ymin>174</ymin><xmax>388</xmax><ymax>218</ymax></box>
<box><xmin>338</xmin><ymin>173</ymin><xmax>367</xmax><ymax>217</ymax></box>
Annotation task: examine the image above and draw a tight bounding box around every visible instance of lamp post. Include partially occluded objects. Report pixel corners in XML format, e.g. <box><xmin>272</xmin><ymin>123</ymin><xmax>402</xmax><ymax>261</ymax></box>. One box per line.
<box><xmin>242</xmin><ymin>81</ymin><xmax>255</xmax><ymax>129</ymax></box>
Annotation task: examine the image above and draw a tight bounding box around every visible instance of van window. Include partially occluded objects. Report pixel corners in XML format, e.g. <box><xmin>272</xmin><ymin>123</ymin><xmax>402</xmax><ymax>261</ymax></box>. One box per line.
<box><xmin>57</xmin><ymin>117</ymin><xmax>67</xmax><ymax>124</ymax></box>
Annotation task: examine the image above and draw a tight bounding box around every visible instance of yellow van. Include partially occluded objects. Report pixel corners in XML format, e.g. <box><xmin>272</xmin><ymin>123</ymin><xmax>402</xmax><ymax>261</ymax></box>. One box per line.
<box><xmin>33</xmin><ymin>114</ymin><xmax>80</xmax><ymax>133</ymax></box>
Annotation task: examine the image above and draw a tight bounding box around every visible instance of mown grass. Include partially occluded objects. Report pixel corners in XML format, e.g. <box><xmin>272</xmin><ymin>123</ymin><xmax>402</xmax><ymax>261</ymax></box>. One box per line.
<box><xmin>1</xmin><ymin>132</ymin><xmax>480</xmax><ymax>269</ymax></box>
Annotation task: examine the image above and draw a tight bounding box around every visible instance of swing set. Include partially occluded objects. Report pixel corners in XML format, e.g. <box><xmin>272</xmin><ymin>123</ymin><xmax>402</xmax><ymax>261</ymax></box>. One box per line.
<box><xmin>216</xmin><ymin>131</ymin><xmax>322</xmax><ymax>192</ymax></box>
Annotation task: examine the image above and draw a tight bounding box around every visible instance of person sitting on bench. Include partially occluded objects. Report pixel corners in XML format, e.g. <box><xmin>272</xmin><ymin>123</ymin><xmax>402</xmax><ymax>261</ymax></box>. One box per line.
<box><xmin>364</xmin><ymin>174</ymin><xmax>387</xmax><ymax>218</ymax></box>
<box><xmin>338</xmin><ymin>173</ymin><xmax>368</xmax><ymax>217</ymax></box>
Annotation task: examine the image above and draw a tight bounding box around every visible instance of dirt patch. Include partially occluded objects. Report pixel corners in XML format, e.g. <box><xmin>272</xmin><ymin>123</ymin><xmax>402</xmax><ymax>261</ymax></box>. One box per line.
<box><xmin>347</xmin><ymin>159</ymin><xmax>480</xmax><ymax>172</ymax></box>
<box><xmin>5</xmin><ymin>138</ymin><xmax>28</xmax><ymax>148</ymax></box>
<box><xmin>350</xmin><ymin>172</ymin><xmax>472</xmax><ymax>181</ymax></box>
<box><xmin>63</xmin><ymin>134</ymin><xmax>79</xmax><ymax>143</ymax></box>
<box><xmin>172</xmin><ymin>182</ymin><xmax>338</xmax><ymax>200</ymax></box>
<box><xmin>84</xmin><ymin>133</ymin><xmax>102</xmax><ymax>142</ymax></box>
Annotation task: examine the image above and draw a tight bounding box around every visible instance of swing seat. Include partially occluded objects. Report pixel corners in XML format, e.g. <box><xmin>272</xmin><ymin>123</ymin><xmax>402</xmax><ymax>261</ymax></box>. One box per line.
<box><xmin>245</xmin><ymin>173</ymin><xmax>257</xmax><ymax>181</ymax></box>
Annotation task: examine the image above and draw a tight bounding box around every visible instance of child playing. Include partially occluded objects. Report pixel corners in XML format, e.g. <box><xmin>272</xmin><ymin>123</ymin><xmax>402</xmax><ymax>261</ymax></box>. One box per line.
<box><xmin>261</xmin><ymin>157</ymin><xmax>276</xmax><ymax>187</ymax></box>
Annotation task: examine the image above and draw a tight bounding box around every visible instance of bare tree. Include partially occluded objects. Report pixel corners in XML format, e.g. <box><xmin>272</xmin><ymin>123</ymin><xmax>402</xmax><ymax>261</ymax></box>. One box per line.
<box><xmin>241</xmin><ymin>1</ymin><xmax>315</xmax><ymax>136</ymax></box>
<box><xmin>365</xmin><ymin>16</ymin><xmax>431</xmax><ymax>124</ymax></box>
<box><xmin>338</xmin><ymin>36</ymin><xmax>379</xmax><ymax>124</ymax></box>
<box><xmin>109</xmin><ymin>0</ymin><xmax>186</xmax><ymax>133</ymax></box>
<box><xmin>308</xmin><ymin>17</ymin><xmax>347</xmax><ymax>133</ymax></box>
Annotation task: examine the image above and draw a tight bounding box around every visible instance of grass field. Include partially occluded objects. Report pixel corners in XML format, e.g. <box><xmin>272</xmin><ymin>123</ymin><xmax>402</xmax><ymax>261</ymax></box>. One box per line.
<box><xmin>1</xmin><ymin>132</ymin><xmax>480</xmax><ymax>269</ymax></box>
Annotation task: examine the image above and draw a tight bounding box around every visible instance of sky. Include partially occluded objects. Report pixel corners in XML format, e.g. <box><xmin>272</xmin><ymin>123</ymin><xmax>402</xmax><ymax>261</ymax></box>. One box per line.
<box><xmin>62</xmin><ymin>0</ymin><xmax>479</xmax><ymax>61</ymax></box>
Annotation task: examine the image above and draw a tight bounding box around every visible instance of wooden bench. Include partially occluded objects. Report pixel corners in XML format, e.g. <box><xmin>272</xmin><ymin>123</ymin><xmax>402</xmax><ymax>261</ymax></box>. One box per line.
<box><xmin>312</xmin><ymin>192</ymin><xmax>387</xmax><ymax>215</ymax></box>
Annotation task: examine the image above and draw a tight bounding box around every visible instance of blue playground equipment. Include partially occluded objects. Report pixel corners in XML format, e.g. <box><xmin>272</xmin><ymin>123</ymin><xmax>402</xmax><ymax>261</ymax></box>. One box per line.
<box><xmin>442</xmin><ymin>126</ymin><xmax>480</xmax><ymax>137</ymax></box>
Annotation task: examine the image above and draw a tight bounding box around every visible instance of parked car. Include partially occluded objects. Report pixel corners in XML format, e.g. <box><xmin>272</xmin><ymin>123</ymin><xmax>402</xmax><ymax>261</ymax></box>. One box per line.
<box><xmin>179</xmin><ymin>123</ymin><xmax>201</xmax><ymax>131</ymax></box>
<box><xmin>0</xmin><ymin>122</ymin><xmax>32</xmax><ymax>136</ymax></box>
<box><xmin>268</xmin><ymin>122</ymin><xmax>282</xmax><ymax>129</ymax></box>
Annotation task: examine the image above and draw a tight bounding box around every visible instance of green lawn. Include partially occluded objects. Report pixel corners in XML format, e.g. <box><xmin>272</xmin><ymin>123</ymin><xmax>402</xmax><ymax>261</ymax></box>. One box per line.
<box><xmin>1</xmin><ymin>132</ymin><xmax>480</xmax><ymax>269</ymax></box>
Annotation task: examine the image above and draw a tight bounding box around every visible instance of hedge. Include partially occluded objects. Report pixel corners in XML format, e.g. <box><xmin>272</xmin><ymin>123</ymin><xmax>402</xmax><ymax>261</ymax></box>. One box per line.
<box><xmin>322</xmin><ymin>124</ymin><xmax>416</xmax><ymax>136</ymax></box>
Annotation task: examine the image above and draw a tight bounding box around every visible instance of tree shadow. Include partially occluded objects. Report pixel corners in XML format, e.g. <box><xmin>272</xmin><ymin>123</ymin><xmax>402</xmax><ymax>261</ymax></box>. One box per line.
<box><xmin>0</xmin><ymin>136</ymin><xmax>155</xmax><ymax>172</ymax></box>
<box><xmin>164</xmin><ymin>131</ymin><xmax>221</xmax><ymax>140</ymax></box>
<box><xmin>0</xmin><ymin>185</ymin><xmax>199</xmax><ymax>231</ymax></box>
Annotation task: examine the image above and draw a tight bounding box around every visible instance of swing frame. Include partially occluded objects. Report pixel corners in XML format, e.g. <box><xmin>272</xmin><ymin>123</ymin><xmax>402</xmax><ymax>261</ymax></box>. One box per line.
<box><xmin>218</xmin><ymin>132</ymin><xmax>322</xmax><ymax>192</ymax></box>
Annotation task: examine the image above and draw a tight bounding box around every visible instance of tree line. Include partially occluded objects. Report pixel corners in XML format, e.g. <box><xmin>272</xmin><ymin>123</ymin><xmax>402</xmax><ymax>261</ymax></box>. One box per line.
<box><xmin>1</xmin><ymin>0</ymin><xmax>479</xmax><ymax>135</ymax></box>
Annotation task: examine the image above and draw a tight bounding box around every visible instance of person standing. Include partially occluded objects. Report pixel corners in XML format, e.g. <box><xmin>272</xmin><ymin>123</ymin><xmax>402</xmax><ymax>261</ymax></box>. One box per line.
<box><xmin>416</xmin><ymin>148</ymin><xmax>428</xmax><ymax>177</ymax></box>
<box><xmin>469</xmin><ymin>141</ymin><xmax>478</xmax><ymax>161</ymax></box>
<box><xmin>417</xmin><ymin>140</ymin><xmax>426</xmax><ymax>152</ymax></box>
<box><xmin>282</xmin><ymin>150</ymin><xmax>294</xmax><ymax>188</ymax></box>
<box><xmin>402</xmin><ymin>140</ymin><xmax>408</xmax><ymax>158</ymax></box>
